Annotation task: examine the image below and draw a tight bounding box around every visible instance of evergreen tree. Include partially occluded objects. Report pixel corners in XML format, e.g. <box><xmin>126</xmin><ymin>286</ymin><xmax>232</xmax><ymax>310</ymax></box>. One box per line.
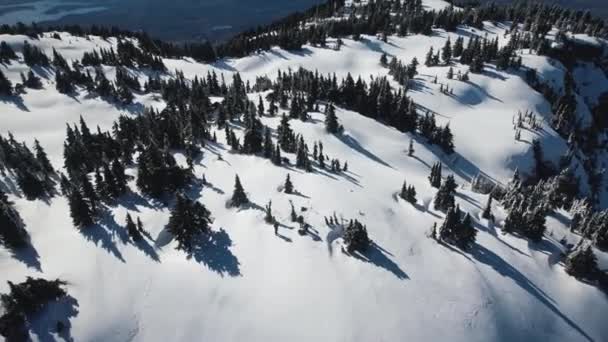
<box><xmin>0</xmin><ymin>190</ymin><xmax>29</xmax><ymax>249</ymax></box>
<box><xmin>565</xmin><ymin>244</ymin><xmax>598</xmax><ymax>280</ymax></box>
<box><xmin>290</xmin><ymin>202</ymin><xmax>297</xmax><ymax>222</ymax></box>
<box><xmin>284</xmin><ymin>174</ymin><xmax>294</xmax><ymax>194</ymax></box>
<box><xmin>482</xmin><ymin>195</ymin><xmax>493</xmax><ymax>220</ymax></box>
<box><xmin>429</xmin><ymin>162</ymin><xmax>442</xmax><ymax>188</ymax></box>
<box><xmin>408</xmin><ymin>139</ymin><xmax>415</xmax><ymax>156</ymax></box>
<box><xmin>231</xmin><ymin>175</ymin><xmax>249</xmax><ymax>207</ymax></box>
<box><xmin>68</xmin><ymin>189</ymin><xmax>94</xmax><ymax>228</ymax></box>
<box><xmin>34</xmin><ymin>139</ymin><xmax>53</xmax><ymax>174</ymax></box>
<box><xmin>125</xmin><ymin>213</ymin><xmax>142</xmax><ymax>242</ymax></box>
<box><xmin>264</xmin><ymin>200</ymin><xmax>274</xmax><ymax>224</ymax></box>
<box><xmin>406</xmin><ymin>185</ymin><xmax>417</xmax><ymax>204</ymax></box>
<box><xmin>453</xmin><ymin>37</ymin><xmax>464</xmax><ymax>57</ymax></box>
<box><xmin>425</xmin><ymin>47</ymin><xmax>434</xmax><ymax>67</ymax></box>
<box><xmin>80</xmin><ymin>174</ymin><xmax>98</xmax><ymax>213</ymax></box>
<box><xmin>167</xmin><ymin>194</ymin><xmax>213</xmax><ymax>253</ymax></box>
<box><xmin>23</xmin><ymin>70</ymin><xmax>42</xmax><ymax>89</ymax></box>
<box><xmin>262</xmin><ymin>127</ymin><xmax>274</xmax><ymax>159</ymax></box>
<box><xmin>441</xmin><ymin>38</ymin><xmax>452</xmax><ymax>64</ymax></box>
<box><xmin>343</xmin><ymin>219</ymin><xmax>370</xmax><ymax>253</ymax></box>
<box><xmin>295</xmin><ymin>137</ymin><xmax>312</xmax><ymax>172</ymax></box>
<box><xmin>400</xmin><ymin>180</ymin><xmax>408</xmax><ymax>200</ymax></box>
<box><xmin>0</xmin><ymin>69</ymin><xmax>13</xmax><ymax>96</ymax></box>
<box><xmin>257</xmin><ymin>95</ymin><xmax>265</xmax><ymax>116</ymax></box>
<box><xmin>380</xmin><ymin>52</ymin><xmax>388</xmax><ymax>66</ymax></box>
<box><xmin>434</xmin><ymin>179</ymin><xmax>456</xmax><ymax>212</ymax></box>
<box><xmin>277</xmin><ymin>114</ymin><xmax>295</xmax><ymax>152</ymax></box>
<box><xmin>439</xmin><ymin>206</ymin><xmax>476</xmax><ymax>250</ymax></box>
<box><xmin>325</xmin><ymin>103</ymin><xmax>340</xmax><ymax>134</ymax></box>
<box><xmin>136</xmin><ymin>217</ymin><xmax>146</xmax><ymax>235</ymax></box>
<box><xmin>273</xmin><ymin>145</ymin><xmax>282</xmax><ymax>165</ymax></box>
<box><xmin>447</xmin><ymin>67</ymin><xmax>454</xmax><ymax>80</ymax></box>
<box><xmin>111</xmin><ymin>159</ymin><xmax>128</xmax><ymax>196</ymax></box>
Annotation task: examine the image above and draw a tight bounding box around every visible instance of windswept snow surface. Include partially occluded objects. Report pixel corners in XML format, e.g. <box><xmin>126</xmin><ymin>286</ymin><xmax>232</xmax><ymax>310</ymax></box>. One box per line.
<box><xmin>1</xmin><ymin>14</ymin><xmax>608</xmax><ymax>342</ymax></box>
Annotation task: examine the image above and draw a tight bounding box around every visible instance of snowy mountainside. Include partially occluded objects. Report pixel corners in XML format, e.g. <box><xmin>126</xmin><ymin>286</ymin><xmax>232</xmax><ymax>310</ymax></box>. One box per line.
<box><xmin>1</xmin><ymin>1</ymin><xmax>608</xmax><ymax>342</ymax></box>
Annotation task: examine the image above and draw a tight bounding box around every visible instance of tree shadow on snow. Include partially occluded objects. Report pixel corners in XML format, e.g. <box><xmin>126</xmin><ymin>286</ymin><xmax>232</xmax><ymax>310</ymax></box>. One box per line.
<box><xmin>469</xmin><ymin>243</ymin><xmax>596</xmax><ymax>342</ymax></box>
<box><xmin>10</xmin><ymin>244</ymin><xmax>43</xmax><ymax>271</ymax></box>
<box><xmin>276</xmin><ymin>232</ymin><xmax>292</xmax><ymax>243</ymax></box>
<box><xmin>79</xmin><ymin>209</ymin><xmax>126</xmax><ymax>263</ymax></box>
<box><xmin>116</xmin><ymin>191</ymin><xmax>165</xmax><ymax>212</ymax></box>
<box><xmin>30</xmin><ymin>295</ymin><xmax>79</xmax><ymax>342</ymax></box>
<box><xmin>346</xmin><ymin>242</ymin><xmax>409</xmax><ymax>280</ymax></box>
<box><xmin>188</xmin><ymin>229</ymin><xmax>241</xmax><ymax>277</ymax></box>
<box><xmin>0</xmin><ymin>95</ymin><xmax>29</xmax><ymax>112</ymax></box>
<box><xmin>336</xmin><ymin>133</ymin><xmax>394</xmax><ymax>169</ymax></box>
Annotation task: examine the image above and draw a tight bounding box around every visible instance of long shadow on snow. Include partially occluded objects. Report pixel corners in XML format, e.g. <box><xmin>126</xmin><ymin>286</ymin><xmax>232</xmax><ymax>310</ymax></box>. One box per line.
<box><xmin>469</xmin><ymin>243</ymin><xmax>595</xmax><ymax>342</ymax></box>
<box><xmin>0</xmin><ymin>94</ymin><xmax>29</xmax><ymax>112</ymax></box>
<box><xmin>408</xmin><ymin>135</ymin><xmax>499</xmax><ymax>185</ymax></box>
<box><xmin>336</xmin><ymin>133</ymin><xmax>394</xmax><ymax>169</ymax></box>
<box><xmin>10</xmin><ymin>244</ymin><xmax>42</xmax><ymax>271</ymax></box>
<box><xmin>30</xmin><ymin>295</ymin><xmax>79</xmax><ymax>342</ymax></box>
<box><xmin>117</xmin><ymin>191</ymin><xmax>165</xmax><ymax>212</ymax></box>
<box><xmin>359</xmin><ymin>37</ymin><xmax>390</xmax><ymax>56</ymax></box>
<box><xmin>347</xmin><ymin>242</ymin><xmax>409</xmax><ymax>280</ymax></box>
<box><xmin>188</xmin><ymin>228</ymin><xmax>241</xmax><ymax>277</ymax></box>
<box><xmin>80</xmin><ymin>209</ymin><xmax>126</xmax><ymax>263</ymax></box>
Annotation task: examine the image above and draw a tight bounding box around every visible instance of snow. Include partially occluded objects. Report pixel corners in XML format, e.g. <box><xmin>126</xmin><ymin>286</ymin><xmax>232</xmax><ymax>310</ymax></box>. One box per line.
<box><xmin>1</xmin><ymin>16</ymin><xmax>608</xmax><ymax>342</ymax></box>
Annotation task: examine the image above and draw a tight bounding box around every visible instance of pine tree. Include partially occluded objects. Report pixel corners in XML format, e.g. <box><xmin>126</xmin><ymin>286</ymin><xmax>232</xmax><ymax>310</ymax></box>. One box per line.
<box><xmin>262</xmin><ymin>127</ymin><xmax>274</xmax><ymax>159</ymax></box>
<box><xmin>68</xmin><ymin>189</ymin><xmax>94</xmax><ymax>228</ymax></box>
<box><xmin>447</xmin><ymin>67</ymin><xmax>454</xmax><ymax>80</ymax></box>
<box><xmin>325</xmin><ymin>103</ymin><xmax>340</xmax><ymax>134</ymax></box>
<box><xmin>441</xmin><ymin>38</ymin><xmax>452</xmax><ymax>64</ymax></box>
<box><xmin>257</xmin><ymin>95</ymin><xmax>265</xmax><ymax>116</ymax></box>
<box><xmin>264</xmin><ymin>200</ymin><xmax>274</xmax><ymax>224</ymax></box>
<box><xmin>111</xmin><ymin>159</ymin><xmax>128</xmax><ymax>195</ymax></box>
<box><xmin>0</xmin><ymin>190</ymin><xmax>29</xmax><ymax>249</ymax></box>
<box><xmin>0</xmin><ymin>69</ymin><xmax>13</xmax><ymax>95</ymax></box>
<box><xmin>284</xmin><ymin>174</ymin><xmax>294</xmax><ymax>194</ymax></box>
<box><xmin>406</xmin><ymin>185</ymin><xmax>417</xmax><ymax>204</ymax></box>
<box><xmin>295</xmin><ymin>136</ymin><xmax>311</xmax><ymax>171</ymax></box>
<box><xmin>439</xmin><ymin>206</ymin><xmax>476</xmax><ymax>250</ymax></box>
<box><xmin>400</xmin><ymin>180</ymin><xmax>408</xmax><ymax>200</ymax></box>
<box><xmin>408</xmin><ymin>139</ymin><xmax>415</xmax><ymax>157</ymax></box>
<box><xmin>231</xmin><ymin>175</ymin><xmax>249</xmax><ymax>207</ymax></box>
<box><xmin>453</xmin><ymin>37</ymin><xmax>464</xmax><ymax>57</ymax></box>
<box><xmin>565</xmin><ymin>244</ymin><xmax>598</xmax><ymax>280</ymax></box>
<box><xmin>167</xmin><ymin>194</ymin><xmax>213</xmax><ymax>253</ymax></box>
<box><xmin>136</xmin><ymin>217</ymin><xmax>146</xmax><ymax>235</ymax></box>
<box><xmin>455</xmin><ymin>213</ymin><xmax>477</xmax><ymax>250</ymax></box>
<box><xmin>429</xmin><ymin>162</ymin><xmax>442</xmax><ymax>188</ymax></box>
<box><xmin>125</xmin><ymin>213</ymin><xmax>142</xmax><ymax>242</ymax></box>
<box><xmin>482</xmin><ymin>195</ymin><xmax>493</xmax><ymax>220</ymax></box>
<box><xmin>24</xmin><ymin>70</ymin><xmax>42</xmax><ymax>89</ymax></box>
<box><xmin>380</xmin><ymin>52</ymin><xmax>388</xmax><ymax>66</ymax></box>
<box><xmin>425</xmin><ymin>47</ymin><xmax>434</xmax><ymax>67</ymax></box>
<box><xmin>434</xmin><ymin>175</ymin><xmax>456</xmax><ymax>212</ymax></box>
<box><xmin>343</xmin><ymin>219</ymin><xmax>370</xmax><ymax>253</ymax></box>
<box><xmin>80</xmin><ymin>174</ymin><xmax>98</xmax><ymax>214</ymax></box>
<box><xmin>290</xmin><ymin>202</ymin><xmax>297</xmax><ymax>222</ymax></box>
<box><xmin>277</xmin><ymin>114</ymin><xmax>295</xmax><ymax>152</ymax></box>
<box><xmin>273</xmin><ymin>145</ymin><xmax>282</xmax><ymax>165</ymax></box>
<box><xmin>34</xmin><ymin>139</ymin><xmax>54</xmax><ymax>174</ymax></box>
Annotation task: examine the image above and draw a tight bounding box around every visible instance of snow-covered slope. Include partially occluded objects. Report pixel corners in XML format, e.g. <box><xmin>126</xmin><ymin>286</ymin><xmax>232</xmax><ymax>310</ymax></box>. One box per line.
<box><xmin>1</xmin><ymin>12</ymin><xmax>608</xmax><ymax>342</ymax></box>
